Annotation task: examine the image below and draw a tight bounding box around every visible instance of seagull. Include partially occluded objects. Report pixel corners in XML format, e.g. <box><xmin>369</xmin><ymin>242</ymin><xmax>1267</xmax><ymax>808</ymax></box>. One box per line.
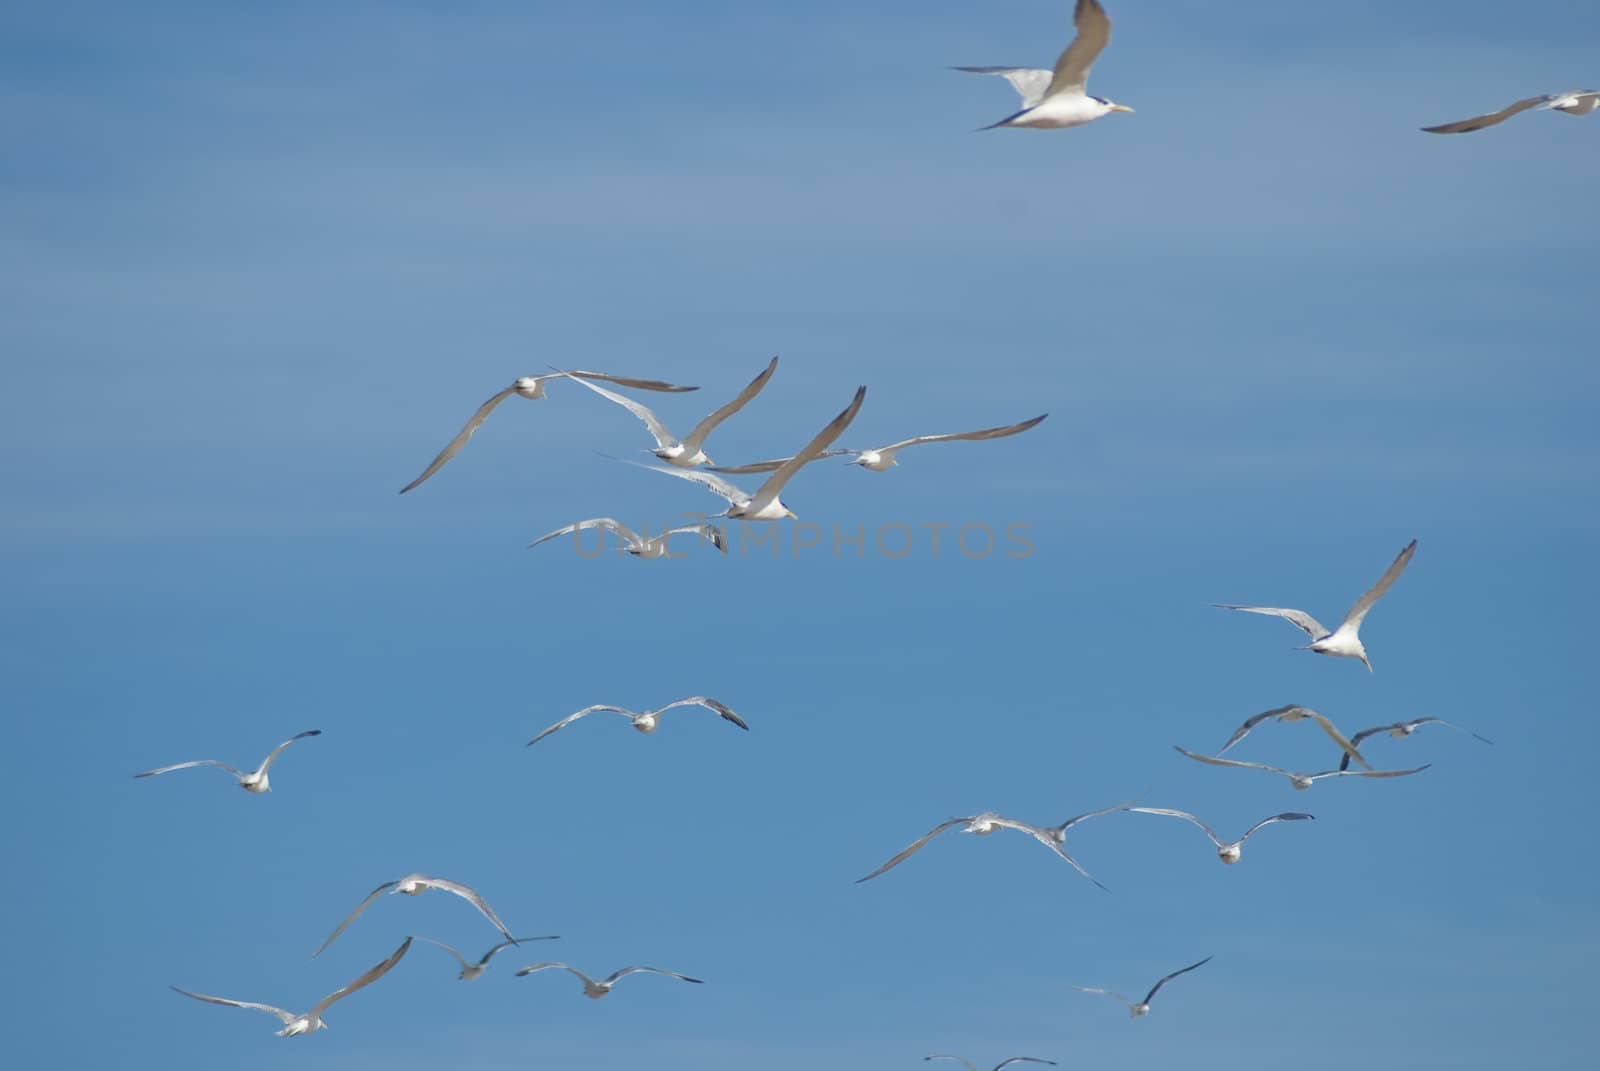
<box><xmin>1072</xmin><ymin>955</ymin><xmax>1211</xmax><ymax>1018</ymax></box>
<box><xmin>314</xmin><ymin>874</ymin><xmax>516</xmax><ymax>958</ymax></box>
<box><xmin>565</xmin><ymin>356</ymin><xmax>778</xmax><ymax>468</ymax></box>
<box><xmin>514</xmin><ymin>962</ymin><xmax>703</xmax><ymax>999</ymax></box>
<box><xmin>172</xmin><ymin>937</ymin><xmax>412</xmax><ymax>1037</ymax></box>
<box><xmin>527</xmin><ymin>517</ymin><xmax>726</xmax><ymax>559</ymax></box>
<box><xmin>1127</xmin><ymin>807</ymin><xmax>1314</xmax><ymax>865</ymax></box>
<box><xmin>617</xmin><ymin>386</ymin><xmax>867</xmax><ymax>520</ymax></box>
<box><xmin>415</xmin><ymin>935</ymin><xmax>559</xmax><ymax>981</ymax></box>
<box><xmin>399</xmin><ymin>371</ymin><xmax>697</xmax><ymax>493</ymax></box>
<box><xmin>856</xmin><ymin>801</ymin><xmax>1133</xmax><ymax>889</ymax></box>
<box><xmin>925</xmin><ymin>1056</ymin><xmax>1057</xmax><ymax>1071</ymax></box>
<box><xmin>956</xmin><ymin>0</ymin><xmax>1132</xmax><ymax>131</ymax></box>
<box><xmin>1174</xmin><ymin>746</ymin><xmax>1430</xmax><ymax>791</ymax></box>
<box><xmin>707</xmin><ymin>414</ymin><xmax>1047</xmax><ymax>475</ymax></box>
<box><xmin>1423</xmin><ymin>90</ymin><xmax>1599</xmax><ymax>134</ymax></box>
<box><xmin>1338</xmin><ymin>717</ymin><xmax>1494</xmax><ymax>771</ymax></box>
<box><xmin>1216</xmin><ymin>539</ymin><xmax>1417</xmax><ymax>671</ymax></box>
<box><xmin>134</xmin><ymin>730</ymin><xmax>321</xmax><ymax>793</ymax></box>
<box><xmin>1214</xmin><ymin>704</ymin><xmax>1371</xmax><ymax>770</ymax></box>
<box><xmin>527</xmin><ymin>696</ymin><xmax>748</xmax><ymax>747</ymax></box>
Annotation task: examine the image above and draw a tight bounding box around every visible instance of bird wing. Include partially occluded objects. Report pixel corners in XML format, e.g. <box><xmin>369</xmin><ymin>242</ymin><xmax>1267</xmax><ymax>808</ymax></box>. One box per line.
<box><xmin>1071</xmin><ymin>985</ymin><xmax>1137</xmax><ymax>1009</ymax></box>
<box><xmin>1173</xmin><ymin>746</ymin><xmax>1292</xmax><ymax>778</ymax></box>
<box><xmin>874</xmin><ymin>414</ymin><xmax>1048</xmax><ymax>455</ymax></box>
<box><xmin>399</xmin><ymin>386</ymin><xmax>516</xmax><ymax>494</ymax></box>
<box><xmin>1340</xmin><ymin>539</ymin><xmax>1417</xmax><ymax>629</ymax></box>
<box><xmin>308</xmin><ymin>937</ymin><xmax>413</xmax><ymax>1019</ymax></box>
<box><xmin>1044</xmin><ymin>0</ymin><xmax>1112</xmax><ymax>99</ymax></box>
<box><xmin>707</xmin><ymin>449</ymin><xmax>850</xmax><ymax>475</ymax></box>
<box><xmin>1309</xmin><ymin>765</ymin><xmax>1431</xmax><ymax>783</ymax></box>
<box><xmin>419</xmin><ymin>877</ymin><xmax>516</xmax><ymax>943</ymax></box>
<box><xmin>993</xmin><ymin>1059</ymin><xmax>1057</xmax><ymax>1070</ymax></box>
<box><xmin>855</xmin><ymin>817</ymin><xmax>974</xmax><ymax>883</ymax></box>
<box><xmin>312</xmin><ymin>879</ymin><xmax>400</xmax><ymax>958</ymax></box>
<box><xmin>951</xmin><ymin>68</ymin><xmax>1055</xmax><ymax>109</ymax></box>
<box><xmin>169</xmin><ymin>985</ymin><xmax>296</xmax><ymax>1024</ymax></box>
<box><xmin>1426</xmin><ymin>718</ymin><xmax>1495</xmax><ymax>745</ymax></box>
<box><xmin>654</xmin><ymin>695</ymin><xmax>749</xmax><ymax>730</ymax></box>
<box><xmin>1213</xmin><ymin>605</ymin><xmax>1329</xmax><ymax>640</ymax></box>
<box><xmin>1215</xmin><ymin>706</ymin><xmax>1288</xmax><ymax>757</ymax></box>
<box><xmin>662</xmin><ymin>523</ymin><xmax>728</xmax><ymax>553</ymax></box>
<box><xmin>1128</xmin><ymin>807</ymin><xmax>1223</xmax><ymax>848</ymax></box>
<box><xmin>565</xmin><ymin>373</ymin><xmax>678</xmax><ymax>448</ymax></box>
<box><xmin>1017</xmin><ymin>825</ymin><xmax>1108</xmax><ymax>891</ymax></box>
<box><xmin>564</xmin><ymin>371</ymin><xmax>698</xmax><ymax>393</ymax></box>
<box><xmin>479</xmin><ymin>935</ymin><xmax>557</xmax><ymax>966</ymax></box>
<box><xmin>680</xmin><ymin>356</ymin><xmax>779</xmax><ymax>453</ymax></box>
<box><xmin>526</xmin><ymin>704</ymin><xmax>636</xmax><ymax>746</ymax></box>
<box><xmin>528</xmin><ymin>517</ymin><xmax>638</xmax><ymax>551</ymax></box>
<box><xmin>606</xmin><ymin>965</ymin><xmax>704</xmax><ymax>985</ymax></box>
<box><xmin>1051</xmin><ymin>797</ymin><xmax>1138</xmax><ymax>833</ymax></box>
<box><xmin>1290</xmin><ymin>708</ymin><xmax>1372</xmax><ymax>770</ymax></box>
<box><xmin>1143</xmin><ymin>955</ymin><xmax>1213</xmax><ymax>1006</ymax></box>
<box><xmin>256</xmin><ymin>729</ymin><xmax>322</xmax><ymax>776</ymax></box>
<box><xmin>615</xmin><ymin>456</ymin><xmax>751</xmax><ymax>506</ymax></box>
<box><xmin>748</xmin><ymin>386</ymin><xmax>867</xmax><ymax>514</ymax></box>
<box><xmin>415</xmin><ymin>935</ymin><xmax>472</xmax><ymax>970</ymax></box>
<box><xmin>1237</xmin><ymin>813</ymin><xmax>1315</xmax><ymax>844</ymax></box>
<box><xmin>1422</xmin><ymin>96</ymin><xmax>1554</xmax><ymax>133</ymax></box>
<box><xmin>133</xmin><ymin>759</ymin><xmax>244</xmax><ymax>779</ymax></box>
<box><xmin>516</xmin><ymin>961</ymin><xmax>592</xmax><ymax>985</ymax></box>
<box><xmin>924</xmin><ymin>1057</ymin><xmax>979</xmax><ymax>1071</ymax></box>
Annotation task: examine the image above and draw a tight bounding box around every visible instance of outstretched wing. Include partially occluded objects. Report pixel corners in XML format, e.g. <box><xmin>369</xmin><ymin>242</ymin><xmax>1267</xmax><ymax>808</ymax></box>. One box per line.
<box><xmin>1128</xmin><ymin>807</ymin><xmax>1223</xmax><ymax>849</ymax></box>
<box><xmin>993</xmin><ymin>1059</ymin><xmax>1058</xmax><ymax>1071</ymax></box>
<box><xmin>1238</xmin><ymin>812</ymin><xmax>1315</xmax><ymax>844</ymax></box>
<box><xmin>420</xmin><ymin>877</ymin><xmax>515</xmax><ymax>943</ymax></box>
<box><xmin>875</xmin><ymin>414</ymin><xmax>1047</xmax><ymax>455</ymax></box>
<box><xmin>308</xmin><ymin>937</ymin><xmax>413</xmax><ymax>1019</ymax></box>
<box><xmin>1071</xmin><ymin>985</ymin><xmax>1137</xmax><ymax>1010</ymax></box>
<box><xmin>1173</xmin><ymin>746</ymin><xmax>1292</xmax><ymax>779</ymax></box>
<box><xmin>1051</xmin><ymin>797</ymin><xmax>1138</xmax><ymax>833</ymax></box>
<box><xmin>654</xmin><ymin>695</ymin><xmax>749</xmax><ymax>731</ymax></box>
<box><xmin>1309</xmin><ymin>765</ymin><xmax>1431</xmax><ymax>783</ymax></box>
<box><xmin>257</xmin><ymin>729</ymin><xmax>322</xmax><ymax>776</ymax></box>
<box><xmin>526</xmin><ymin>704</ymin><xmax>636</xmax><ymax>746</ymax></box>
<box><xmin>1003</xmin><ymin>821</ymin><xmax>1108</xmax><ymax>891</ymax></box>
<box><xmin>134</xmin><ymin>759</ymin><xmax>244</xmax><ymax>780</ymax></box>
<box><xmin>1215</xmin><ymin>706</ymin><xmax>1286</xmax><ymax>756</ymax></box>
<box><xmin>924</xmin><ymin>1056</ymin><xmax>980</xmax><ymax>1071</ymax></box>
<box><xmin>614</xmin><ymin>456</ymin><xmax>750</xmax><ymax>507</ymax></box>
<box><xmin>515</xmin><ymin>961</ymin><xmax>593</xmax><ymax>986</ymax></box>
<box><xmin>1213</xmin><ymin>604</ymin><xmax>1330</xmax><ymax>640</ymax></box>
<box><xmin>169</xmin><ymin>985</ymin><xmax>296</xmax><ymax>1024</ymax></box>
<box><xmin>680</xmin><ymin>356</ymin><xmax>779</xmax><ymax>454</ymax></box>
<box><xmin>705</xmin><ymin>449</ymin><xmax>851</xmax><ymax>476</ymax></box>
<box><xmin>748</xmin><ymin>386</ymin><xmax>867</xmax><ymax>514</ymax></box>
<box><xmin>1340</xmin><ymin>539</ymin><xmax>1417</xmax><ymax>629</ymax></box>
<box><xmin>856</xmin><ymin>817</ymin><xmax>974</xmax><ymax>884</ymax></box>
<box><xmin>415</xmin><ymin>935</ymin><xmax>472</xmax><ymax>971</ymax></box>
<box><xmin>312</xmin><ymin>879</ymin><xmax>400</xmax><ymax>958</ymax></box>
<box><xmin>527</xmin><ymin>517</ymin><xmax>639</xmax><ymax>551</ymax></box>
<box><xmin>1422</xmin><ymin>96</ymin><xmax>1552</xmax><ymax>133</ymax></box>
<box><xmin>564</xmin><ymin>371</ymin><xmax>698</xmax><ymax>393</ymax></box>
<box><xmin>662</xmin><ymin>523</ymin><xmax>728</xmax><ymax>553</ymax></box>
<box><xmin>479</xmin><ymin>935</ymin><xmax>558</xmax><ymax>966</ymax></box>
<box><xmin>952</xmin><ymin>67</ymin><xmax>1054</xmax><ymax>109</ymax></box>
<box><xmin>606</xmin><ymin>965</ymin><xmax>704</xmax><ymax>985</ymax></box>
<box><xmin>1143</xmin><ymin>955</ymin><xmax>1213</xmax><ymax>1006</ymax></box>
<box><xmin>566</xmin><ymin>373</ymin><xmax>678</xmax><ymax>448</ymax></box>
<box><xmin>1044</xmin><ymin>0</ymin><xmax>1112</xmax><ymax>99</ymax></box>
<box><xmin>399</xmin><ymin>386</ymin><xmax>516</xmax><ymax>494</ymax></box>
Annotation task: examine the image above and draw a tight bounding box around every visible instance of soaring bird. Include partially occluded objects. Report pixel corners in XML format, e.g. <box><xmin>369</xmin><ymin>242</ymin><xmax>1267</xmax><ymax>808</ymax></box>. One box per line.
<box><xmin>618</xmin><ymin>386</ymin><xmax>866</xmax><ymax>520</ymax></box>
<box><xmin>566</xmin><ymin>356</ymin><xmax>778</xmax><ymax>468</ymax></box>
<box><xmin>925</xmin><ymin>1056</ymin><xmax>1057</xmax><ymax>1071</ymax></box>
<box><xmin>134</xmin><ymin>730</ymin><xmax>321</xmax><ymax>794</ymax></box>
<box><xmin>707</xmin><ymin>414</ymin><xmax>1047</xmax><ymax>475</ymax></box>
<box><xmin>415</xmin><ymin>936</ymin><xmax>558</xmax><ymax>981</ymax></box>
<box><xmin>1423</xmin><ymin>90</ymin><xmax>1599</xmax><ymax>134</ymax></box>
<box><xmin>172</xmin><ymin>937</ymin><xmax>412</xmax><ymax>1037</ymax></box>
<box><xmin>399</xmin><ymin>371</ymin><xmax>696</xmax><ymax>493</ymax></box>
<box><xmin>1174</xmin><ymin>746</ymin><xmax>1429</xmax><ymax>792</ymax></box>
<box><xmin>956</xmin><ymin>0</ymin><xmax>1132</xmax><ymax>131</ymax></box>
<box><xmin>515</xmin><ymin>963</ymin><xmax>703</xmax><ymax>999</ymax></box>
<box><xmin>1127</xmin><ymin>807</ymin><xmax>1314</xmax><ymax>865</ymax></box>
<box><xmin>1072</xmin><ymin>955</ymin><xmax>1211</xmax><ymax>1018</ymax></box>
<box><xmin>1214</xmin><ymin>705</ymin><xmax>1371</xmax><ymax>770</ymax></box>
<box><xmin>314</xmin><ymin>874</ymin><xmax>517</xmax><ymax>958</ymax></box>
<box><xmin>1338</xmin><ymin>717</ymin><xmax>1494</xmax><ymax>771</ymax></box>
<box><xmin>527</xmin><ymin>517</ymin><xmax>726</xmax><ymax>559</ymax></box>
<box><xmin>1216</xmin><ymin>539</ymin><xmax>1417</xmax><ymax>671</ymax></box>
<box><xmin>527</xmin><ymin>696</ymin><xmax>748</xmax><ymax>747</ymax></box>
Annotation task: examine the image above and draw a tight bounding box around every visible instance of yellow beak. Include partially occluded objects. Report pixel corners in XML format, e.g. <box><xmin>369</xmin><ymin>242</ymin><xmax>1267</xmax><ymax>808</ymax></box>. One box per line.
<box><xmin>784</xmin><ymin>509</ymin><xmax>798</xmax><ymax>520</ymax></box>
<box><xmin>1111</xmin><ymin>103</ymin><xmax>1134</xmax><ymax>113</ymax></box>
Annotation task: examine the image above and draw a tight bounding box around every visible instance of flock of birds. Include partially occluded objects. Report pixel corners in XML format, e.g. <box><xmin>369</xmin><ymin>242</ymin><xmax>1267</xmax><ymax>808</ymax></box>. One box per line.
<box><xmin>127</xmin><ymin>0</ymin><xmax>1544</xmax><ymax>1058</ymax></box>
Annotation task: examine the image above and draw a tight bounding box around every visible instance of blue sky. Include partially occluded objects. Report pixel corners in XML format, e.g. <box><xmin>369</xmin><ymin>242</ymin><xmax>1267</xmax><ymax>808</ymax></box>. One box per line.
<box><xmin>2</xmin><ymin>1</ymin><xmax>1596</xmax><ymax>1067</ymax></box>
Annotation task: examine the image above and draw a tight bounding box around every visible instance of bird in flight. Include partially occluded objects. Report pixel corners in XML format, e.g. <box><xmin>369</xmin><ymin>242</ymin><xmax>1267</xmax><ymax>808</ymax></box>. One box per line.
<box><xmin>134</xmin><ymin>729</ymin><xmax>321</xmax><ymax>794</ymax></box>
<box><xmin>1127</xmin><ymin>807</ymin><xmax>1314</xmax><ymax>865</ymax></box>
<box><xmin>1072</xmin><ymin>955</ymin><xmax>1212</xmax><ymax>1018</ymax></box>
<box><xmin>527</xmin><ymin>696</ymin><xmax>748</xmax><ymax>747</ymax></box>
<box><xmin>925</xmin><ymin>1056</ymin><xmax>1057</xmax><ymax>1071</ymax></box>
<box><xmin>515</xmin><ymin>963</ymin><xmax>703</xmax><ymax>999</ymax></box>
<box><xmin>314</xmin><ymin>873</ymin><xmax>517</xmax><ymax>958</ymax></box>
<box><xmin>1214</xmin><ymin>705</ymin><xmax>1371</xmax><ymax>770</ymax></box>
<box><xmin>1423</xmin><ymin>90</ymin><xmax>1599</xmax><ymax>133</ymax></box>
<box><xmin>527</xmin><ymin>517</ymin><xmax>726</xmax><ymax>559</ymax></box>
<box><xmin>708</xmin><ymin>414</ymin><xmax>1047</xmax><ymax>475</ymax></box>
<box><xmin>1338</xmin><ymin>717</ymin><xmax>1493</xmax><ymax>771</ymax></box>
<box><xmin>415</xmin><ymin>935</ymin><xmax>558</xmax><ymax>981</ymax></box>
<box><xmin>1174</xmin><ymin>746</ymin><xmax>1430</xmax><ymax>792</ymax></box>
<box><xmin>955</xmin><ymin>0</ymin><xmax>1132</xmax><ymax>130</ymax></box>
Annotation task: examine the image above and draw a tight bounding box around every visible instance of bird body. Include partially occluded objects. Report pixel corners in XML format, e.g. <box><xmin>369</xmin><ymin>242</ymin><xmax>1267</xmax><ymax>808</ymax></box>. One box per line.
<box><xmin>134</xmin><ymin>730</ymin><xmax>321</xmax><ymax>793</ymax></box>
<box><xmin>1423</xmin><ymin>90</ymin><xmax>1600</xmax><ymax>133</ymax></box>
<box><xmin>957</xmin><ymin>1</ymin><xmax>1131</xmax><ymax>131</ymax></box>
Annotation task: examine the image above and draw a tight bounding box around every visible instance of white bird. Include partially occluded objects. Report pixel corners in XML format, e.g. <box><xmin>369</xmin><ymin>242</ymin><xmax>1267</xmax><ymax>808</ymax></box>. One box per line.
<box><xmin>134</xmin><ymin>729</ymin><xmax>321</xmax><ymax>794</ymax></box>
<box><xmin>956</xmin><ymin>0</ymin><xmax>1132</xmax><ymax>131</ymax></box>
<box><xmin>514</xmin><ymin>962</ymin><xmax>703</xmax><ymax>999</ymax></box>
<box><xmin>1214</xmin><ymin>704</ymin><xmax>1371</xmax><ymax>770</ymax></box>
<box><xmin>707</xmin><ymin>413</ymin><xmax>1047</xmax><ymax>475</ymax></box>
<box><xmin>527</xmin><ymin>696</ymin><xmax>748</xmax><ymax>747</ymax></box>
<box><xmin>1423</xmin><ymin>90</ymin><xmax>1600</xmax><ymax>134</ymax></box>
<box><xmin>172</xmin><ymin>936</ymin><xmax>412</xmax><ymax>1037</ymax></box>
<box><xmin>314</xmin><ymin>874</ymin><xmax>516</xmax><ymax>958</ymax></box>
<box><xmin>1216</xmin><ymin>538</ymin><xmax>1417</xmax><ymax>671</ymax></box>
<box><xmin>1338</xmin><ymin>717</ymin><xmax>1494</xmax><ymax>771</ymax></box>
<box><xmin>1127</xmin><ymin>807</ymin><xmax>1314</xmax><ymax>865</ymax></box>
<box><xmin>527</xmin><ymin>517</ymin><xmax>726</xmax><ymax>559</ymax></box>
<box><xmin>618</xmin><ymin>386</ymin><xmax>867</xmax><ymax>520</ymax></box>
<box><xmin>415</xmin><ymin>935</ymin><xmax>558</xmax><ymax>981</ymax></box>
<box><xmin>1174</xmin><ymin>746</ymin><xmax>1430</xmax><ymax>792</ymax></box>
<box><xmin>566</xmin><ymin>356</ymin><xmax>778</xmax><ymax>468</ymax></box>
<box><xmin>1072</xmin><ymin>955</ymin><xmax>1211</xmax><ymax>1018</ymax></box>
<box><xmin>399</xmin><ymin>372</ymin><xmax>697</xmax><ymax>493</ymax></box>
<box><xmin>926</xmin><ymin>1056</ymin><xmax>1057</xmax><ymax>1071</ymax></box>
<box><xmin>856</xmin><ymin>801</ymin><xmax>1132</xmax><ymax>889</ymax></box>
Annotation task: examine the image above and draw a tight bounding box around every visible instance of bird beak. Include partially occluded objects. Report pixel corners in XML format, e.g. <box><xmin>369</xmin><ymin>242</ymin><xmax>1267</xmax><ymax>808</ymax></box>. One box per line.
<box><xmin>784</xmin><ymin>509</ymin><xmax>797</xmax><ymax>520</ymax></box>
<box><xmin>1360</xmin><ymin>654</ymin><xmax>1374</xmax><ymax>673</ymax></box>
<box><xmin>1111</xmin><ymin>104</ymin><xmax>1134</xmax><ymax>113</ymax></box>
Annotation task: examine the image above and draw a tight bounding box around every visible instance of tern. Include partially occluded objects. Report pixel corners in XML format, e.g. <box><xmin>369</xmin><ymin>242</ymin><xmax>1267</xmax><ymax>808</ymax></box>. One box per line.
<box><xmin>527</xmin><ymin>696</ymin><xmax>748</xmax><ymax>746</ymax></box>
<box><xmin>416</xmin><ymin>935</ymin><xmax>559</xmax><ymax>981</ymax></box>
<box><xmin>399</xmin><ymin>371</ymin><xmax>696</xmax><ymax>493</ymax></box>
<box><xmin>134</xmin><ymin>729</ymin><xmax>321</xmax><ymax>794</ymax></box>
<box><xmin>618</xmin><ymin>386</ymin><xmax>867</xmax><ymax>520</ymax></box>
<box><xmin>1338</xmin><ymin>717</ymin><xmax>1494</xmax><ymax>771</ymax></box>
<box><xmin>1072</xmin><ymin>955</ymin><xmax>1211</xmax><ymax>1018</ymax></box>
<box><xmin>314</xmin><ymin>874</ymin><xmax>516</xmax><ymax>958</ymax></box>
<box><xmin>1127</xmin><ymin>807</ymin><xmax>1314</xmax><ymax>865</ymax></box>
<box><xmin>925</xmin><ymin>1057</ymin><xmax>1056</xmax><ymax>1071</ymax></box>
<box><xmin>1423</xmin><ymin>90</ymin><xmax>1599</xmax><ymax>133</ymax></box>
<box><xmin>707</xmin><ymin>414</ymin><xmax>1047</xmax><ymax>475</ymax></box>
<box><xmin>1174</xmin><ymin>746</ymin><xmax>1429</xmax><ymax>791</ymax></box>
<box><xmin>856</xmin><ymin>801</ymin><xmax>1132</xmax><ymax>889</ymax></box>
<box><xmin>1215</xmin><ymin>705</ymin><xmax>1371</xmax><ymax>770</ymax></box>
<box><xmin>1216</xmin><ymin>538</ymin><xmax>1417</xmax><ymax>671</ymax></box>
<box><xmin>515</xmin><ymin>963</ymin><xmax>703</xmax><ymax>998</ymax></box>
<box><xmin>172</xmin><ymin>937</ymin><xmax>412</xmax><ymax>1037</ymax></box>
<box><xmin>566</xmin><ymin>356</ymin><xmax>778</xmax><ymax>468</ymax></box>
<box><xmin>956</xmin><ymin>0</ymin><xmax>1132</xmax><ymax>131</ymax></box>
<box><xmin>527</xmin><ymin>517</ymin><xmax>726</xmax><ymax>559</ymax></box>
